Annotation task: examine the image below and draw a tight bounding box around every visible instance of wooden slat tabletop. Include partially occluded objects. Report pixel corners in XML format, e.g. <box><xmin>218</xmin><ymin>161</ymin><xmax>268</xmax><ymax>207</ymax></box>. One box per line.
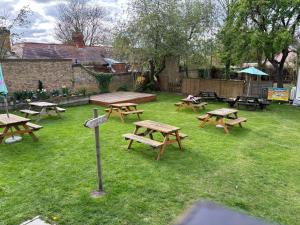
<box><xmin>29</xmin><ymin>102</ymin><xmax>57</xmax><ymax>107</ymax></box>
<box><xmin>0</xmin><ymin>114</ymin><xmax>30</xmax><ymax>126</ymax></box>
<box><xmin>207</xmin><ymin>108</ymin><xmax>238</xmax><ymax>117</ymax></box>
<box><xmin>134</xmin><ymin>120</ymin><xmax>180</xmax><ymax>133</ymax></box>
<box><xmin>181</xmin><ymin>97</ymin><xmax>201</xmax><ymax>103</ymax></box>
<box><xmin>110</xmin><ymin>103</ymin><xmax>138</xmax><ymax>108</ymax></box>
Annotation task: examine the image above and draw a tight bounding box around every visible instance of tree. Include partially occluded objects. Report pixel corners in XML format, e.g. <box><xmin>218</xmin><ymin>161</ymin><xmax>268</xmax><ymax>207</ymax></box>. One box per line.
<box><xmin>0</xmin><ymin>6</ymin><xmax>31</xmax><ymax>59</ymax></box>
<box><xmin>54</xmin><ymin>0</ymin><xmax>109</xmax><ymax>46</ymax></box>
<box><xmin>113</xmin><ymin>0</ymin><xmax>215</xmax><ymax>84</ymax></box>
<box><xmin>223</xmin><ymin>0</ymin><xmax>300</xmax><ymax>87</ymax></box>
<box><xmin>216</xmin><ymin>0</ymin><xmax>237</xmax><ymax>79</ymax></box>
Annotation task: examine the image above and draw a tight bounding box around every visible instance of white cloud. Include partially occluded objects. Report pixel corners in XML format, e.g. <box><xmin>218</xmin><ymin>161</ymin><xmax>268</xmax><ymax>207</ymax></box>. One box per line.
<box><xmin>6</xmin><ymin>0</ymin><xmax>128</xmax><ymax>43</ymax></box>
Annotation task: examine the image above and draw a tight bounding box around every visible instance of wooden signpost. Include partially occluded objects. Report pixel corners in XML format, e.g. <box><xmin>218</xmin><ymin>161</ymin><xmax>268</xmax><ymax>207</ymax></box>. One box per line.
<box><xmin>84</xmin><ymin>108</ymin><xmax>107</xmax><ymax>197</ymax></box>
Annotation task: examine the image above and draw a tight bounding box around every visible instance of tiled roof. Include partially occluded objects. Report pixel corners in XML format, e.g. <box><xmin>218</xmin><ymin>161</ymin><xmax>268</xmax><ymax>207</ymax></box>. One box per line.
<box><xmin>12</xmin><ymin>43</ymin><xmax>113</xmax><ymax>66</ymax></box>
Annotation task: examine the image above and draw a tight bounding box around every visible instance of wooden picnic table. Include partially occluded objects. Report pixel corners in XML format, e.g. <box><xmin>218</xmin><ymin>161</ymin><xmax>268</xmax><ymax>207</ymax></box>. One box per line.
<box><xmin>105</xmin><ymin>102</ymin><xmax>144</xmax><ymax>122</ymax></box>
<box><xmin>198</xmin><ymin>108</ymin><xmax>247</xmax><ymax>134</ymax></box>
<box><xmin>0</xmin><ymin>114</ymin><xmax>42</xmax><ymax>144</ymax></box>
<box><xmin>123</xmin><ymin>120</ymin><xmax>187</xmax><ymax>160</ymax></box>
<box><xmin>175</xmin><ymin>98</ymin><xmax>208</xmax><ymax>112</ymax></box>
<box><xmin>22</xmin><ymin>101</ymin><xmax>65</xmax><ymax>121</ymax></box>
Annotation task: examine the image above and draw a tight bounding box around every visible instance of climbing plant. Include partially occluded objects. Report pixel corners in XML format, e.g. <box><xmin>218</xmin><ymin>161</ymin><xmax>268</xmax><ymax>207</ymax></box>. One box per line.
<box><xmin>80</xmin><ymin>65</ymin><xmax>112</xmax><ymax>93</ymax></box>
<box><xmin>94</xmin><ymin>73</ymin><xmax>112</xmax><ymax>93</ymax></box>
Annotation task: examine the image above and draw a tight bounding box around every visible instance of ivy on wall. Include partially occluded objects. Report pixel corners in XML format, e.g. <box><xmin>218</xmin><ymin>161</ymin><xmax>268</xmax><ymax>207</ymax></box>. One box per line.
<box><xmin>80</xmin><ymin>65</ymin><xmax>113</xmax><ymax>93</ymax></box>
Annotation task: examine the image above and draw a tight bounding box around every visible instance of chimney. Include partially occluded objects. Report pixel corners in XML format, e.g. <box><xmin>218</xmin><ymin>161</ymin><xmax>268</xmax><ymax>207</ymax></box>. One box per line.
<box><xmin>0</xmin><ymin>27</ymin><xmax>11</xmax><ymax>51</ymax></box>
<box><xmin>72</xmin><ymin>31</ymin><xmax>85</xmax><ymax>48</ymax></box>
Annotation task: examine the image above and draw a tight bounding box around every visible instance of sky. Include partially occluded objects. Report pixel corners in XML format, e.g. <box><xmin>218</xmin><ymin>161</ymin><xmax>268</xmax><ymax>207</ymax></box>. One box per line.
<box><xmin>1</xmin><ymin>0</ymin><xmax>128</xmax><ymax>43</ymax></box>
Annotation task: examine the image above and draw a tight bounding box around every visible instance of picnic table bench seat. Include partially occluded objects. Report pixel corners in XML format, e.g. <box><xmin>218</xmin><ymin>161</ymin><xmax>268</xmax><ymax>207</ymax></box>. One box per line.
<box><xmin>121</xmin><ymin>110</ymin><xmax>144</xmax><ymax>115</ymax></box>
<box><xmin>56</xmin><ymin>107</ymin><xmax>66</xmax><ymax>112</ymax></box>
<box><xmin>197</xmin><ymin>114</ymin><xmax>210</xmax><ymax>121</ymax></box>
<box><xmin>105</xmin><ymin>108</ymin><xmax>119</xmax><ymax>112</ymax></box>
<box><xmin>225</xmin><ymin>117</ymin><xmax>247</xmax><ymax>126</ymax></box>
<box><xmin>20</xmin><ymin>109</ymin><xmax>40</xmax><ymax>116</ymax></box>
<box><xmin>123</xmin><ymin>133</ymin><xmax>163</xmax><ymax>148</ymax></box>
<box><xmin>26</xmin><ymin>122</ymin><xmax>43</xmax><ymax>131</ymax></box>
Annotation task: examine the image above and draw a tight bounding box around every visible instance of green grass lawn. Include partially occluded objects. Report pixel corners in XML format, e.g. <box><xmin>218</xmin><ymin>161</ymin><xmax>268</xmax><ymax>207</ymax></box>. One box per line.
<box><xmin>0</xmin><ymin>93</ymin><xmax>300</xmax><ymax>225</ymax></box>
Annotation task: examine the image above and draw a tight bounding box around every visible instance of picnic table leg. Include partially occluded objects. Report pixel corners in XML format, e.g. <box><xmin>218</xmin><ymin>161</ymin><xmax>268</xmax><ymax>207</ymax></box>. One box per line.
<box><xmin>37</xmin><ymin>108</ymin><xmax>46</xmax><ymax>122</ymax></box>
<box><xmin>54</xmin><ymin>107</ymin><xmax>62</xmax><ymax>118</ymax></box>
<box><xmin>22</xmin><ymin>123</ymin><xmax>38</xmax><ymax>141</ymax></box>
<box><xmin>137</xmin><ymin>113</ymin><xmax>141</xmax><ymax>120</ymax></box>
<box><xmin>116</xmin><ymin>109</ymin><xmax>125</xmax><ymax>123</ymax></box>
<box><xmin>175</xmin><ymin>131</ymin><xmax>183</xmax><ymax>150</ymax></box>
<box><xmin>149</xmin><ymin>130</ymin><xmax>154</xmax><ymax>140</ymax></box>
<box><xmin>233</xmin><ymin>112</ymin><xmax>243</xmax><ymax>128</ymax></box>
<box><xmin>13</xmin><ymin>125</ymin><xmax>22</xmax><ymax>134</ymax></box>
<box><xmin>127</xmin><ymin>126</ymin><xmax>139</xmax><ymax>149</ymax></box>
<box><xmin>218</xmin><ymin>118</ymin><xmax>229</xmax><ymax>134</ymax></box>
<box><xmin>0</xmin><ymin>126</ymin><xmax>9</xmax><ymax>144</ymax></box>
<box><xmin>200</xmin><ymin>115</ymin><xmax>211</xmax><ymax>128</ymax></box>
<box><xmin>156</xmin><ymin>135</ymin><xmax>168</xmax><ymax>160</ymax></box>
<box><xmin>192</xmin><ymin>105</ymin><xmax>197</xmax><ymax>112</ymax></box>
<box><xmin>106</xmin><ymin>107</ymin><xmax>112</xmax><ymax>119</ymax></box>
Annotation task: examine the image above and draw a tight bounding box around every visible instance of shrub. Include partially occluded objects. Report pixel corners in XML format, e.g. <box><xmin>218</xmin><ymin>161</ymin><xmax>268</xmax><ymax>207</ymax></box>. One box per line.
<box><xmin>61</xmin><ymin>86</ymin><xmax>69</xmax><ymax>97</ymax></box>
<box><xmin>94</xmin><ymin>73</ymin><xmax>113</xmax><ymax>93</ymax></box>
<box><xmin>51</xmin><ymin>89</ymin><xmax>60</xmax><ymax>97</ymax></box>
<box><xmin>77</xmin><ymin>88</ymin><xmax>87</xmax><ymax>96</ymax></box>
<box><xmin>13</xmin><ymin>90</ymin><xmax>34</xmax><ymax>102</ymax></box>
<box><xmin>36</xmin><ymin>89</ymin><xmax>50</xmax><ymax>100</ymax></box>
<box><xmin>38</xmin><ymin>80</ymin><xmax>44</xmax><ymax>91</ymax></box>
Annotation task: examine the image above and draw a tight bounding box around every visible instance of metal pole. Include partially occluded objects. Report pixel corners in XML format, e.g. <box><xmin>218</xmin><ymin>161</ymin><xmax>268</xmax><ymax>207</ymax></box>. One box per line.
<box><xmin>4</xmin><ymin>97</ymin><xmax>9</xmax><ymax>118</ymax></box>
<box><xmin>93</xmin><ymin>108</ymin><xmax>103</xmax><ymax>193</ymax></box>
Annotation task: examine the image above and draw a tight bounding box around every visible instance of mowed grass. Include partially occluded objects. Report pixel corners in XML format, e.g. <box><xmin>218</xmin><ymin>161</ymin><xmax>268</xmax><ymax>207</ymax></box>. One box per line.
<box><xmin>0</xmin><ymin>93</ymin><xmax>299</xmax><ymax>225</ymax></box>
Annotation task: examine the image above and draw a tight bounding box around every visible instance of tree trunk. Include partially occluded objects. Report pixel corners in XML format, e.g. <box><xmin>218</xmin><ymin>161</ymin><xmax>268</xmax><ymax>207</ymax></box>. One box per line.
<box><xmin>225</xmin><ymin>58</ymin><xmax>231</xmax><ymax>80</ymax></box>
<box><xmin>277</xmin><ymin>64</ymin><xmax>284</xmax><ymax>88</ymax></box>
<box><xmin>269</xmin><ymin>49</ymin><xmax>289</xmax><ymax>88</ymax></box>
<box><xmin>149</xmin><ymin>59</ymin><xmax>155</xmax><ymax>82</ymax></box>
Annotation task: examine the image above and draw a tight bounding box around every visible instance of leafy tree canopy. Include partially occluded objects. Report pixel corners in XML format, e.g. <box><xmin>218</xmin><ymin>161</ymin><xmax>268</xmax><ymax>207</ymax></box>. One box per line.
<box><xmin>113</xmin><ymin>0</ymin><xmax>216</xmax><ymax>80</ymax></box>
<box><xmin>221</xmin><ymin>0</ymin><xmax>300</xmax><ymax>86</ymax></box>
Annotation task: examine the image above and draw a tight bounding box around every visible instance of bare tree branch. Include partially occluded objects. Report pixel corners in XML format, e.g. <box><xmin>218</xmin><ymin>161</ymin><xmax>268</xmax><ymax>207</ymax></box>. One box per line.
<box><xmin>54</xmin><ymin>0</ymin><xmax>109</xmax><ymax>45</ymax></box>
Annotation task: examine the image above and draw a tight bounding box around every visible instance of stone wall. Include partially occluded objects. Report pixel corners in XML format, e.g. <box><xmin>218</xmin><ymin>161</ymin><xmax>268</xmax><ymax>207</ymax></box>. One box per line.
<box><xmin>1</xmin><ymin>59</ymin><xmax>73</xmax><ymax>92</ymax></box>
<box><xmin>0</xmin><ymin>59</ymin><xmax>134</xmax><ymax>94</ymax></box>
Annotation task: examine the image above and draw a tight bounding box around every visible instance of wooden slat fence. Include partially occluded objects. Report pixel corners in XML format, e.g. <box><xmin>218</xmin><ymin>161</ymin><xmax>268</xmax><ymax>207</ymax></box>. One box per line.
<box><xmin>182</xmin><ymin>79</ymin><xmax>245</xmax><ymax>98</ymax></box>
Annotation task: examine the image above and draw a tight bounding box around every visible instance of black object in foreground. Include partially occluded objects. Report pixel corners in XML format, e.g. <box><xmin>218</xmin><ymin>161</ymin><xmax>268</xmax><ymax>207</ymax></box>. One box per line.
<box><xmin>175</xmin><ymin>201</ymin><xmax>276</xmax><ymax>225</ymax></box>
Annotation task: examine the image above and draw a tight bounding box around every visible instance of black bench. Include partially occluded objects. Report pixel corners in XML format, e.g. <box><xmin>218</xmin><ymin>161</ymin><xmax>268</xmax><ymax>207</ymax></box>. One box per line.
<box><xmin>225</xmin><ymin>96</ymin><xmax>270</xmax><ymax>110</ymax></box>
<box><xmin>197</xmin><ymin>91</ymin><xmax>225</xmax><ymax>102</ymax></box>
<box><xmin>236</xmin><ymin>96</ymin><xmax>270</xmax><ymax>110</ymax></box>
<box><xmin>225</xmin><ymin>96</ymin><xmax>241</xmax><ymax>108</ymax></box>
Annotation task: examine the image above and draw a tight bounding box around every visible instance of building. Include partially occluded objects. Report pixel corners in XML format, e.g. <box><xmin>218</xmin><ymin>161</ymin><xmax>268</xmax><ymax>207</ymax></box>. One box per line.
<box><xmin>10</xmin><ymin>31</ymin><xmax>127</xmax><ymax>73</ymax></box>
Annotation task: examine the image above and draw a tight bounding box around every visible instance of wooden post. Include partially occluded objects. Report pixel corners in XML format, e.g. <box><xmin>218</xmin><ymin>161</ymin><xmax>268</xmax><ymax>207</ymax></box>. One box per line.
<box><xmin>84</xmin><ymin>109</ymin><xmax>107</xmax><ymax>197</ymax></box>
<box><xmin>93</xmin><ymin>108</ymin><xmax>104</xmax><ymax>196</ymax></box>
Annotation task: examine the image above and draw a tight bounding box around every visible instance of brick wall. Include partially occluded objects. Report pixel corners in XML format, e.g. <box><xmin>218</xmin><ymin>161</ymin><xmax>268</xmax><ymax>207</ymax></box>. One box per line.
<box><xmin>0</xmin><ymin>59</ymin><xmax>134</xmax><ymax>94</ymax></box>
<box><xmin>1</xmin><ymin>59</ymin><xmax>73</xmax><ymax>92</ymax></box>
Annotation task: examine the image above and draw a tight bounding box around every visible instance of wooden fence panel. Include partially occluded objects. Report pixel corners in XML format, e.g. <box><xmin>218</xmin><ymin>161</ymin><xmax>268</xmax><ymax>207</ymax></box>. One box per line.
<box><xmin>181</xmin><ymin>79</ymin><xmax>244</xmax><ymax>98</ymax></box>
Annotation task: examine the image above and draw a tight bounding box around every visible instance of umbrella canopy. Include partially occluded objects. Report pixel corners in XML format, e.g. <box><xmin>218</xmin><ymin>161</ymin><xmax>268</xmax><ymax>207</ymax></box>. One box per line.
<box><xmin>0</xmin><ymin>63</ymin><xmax>10</xmax><ymax>118</ymax></box>
<box><xmin>238</xmin><ymin>67</ymin><xmax>269</xmax><ymax>76</ymax></box>
<box><xmin>0</xmin><ymin>64</ymin><xmax>8</xmax><ymax>96</ymax></box>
